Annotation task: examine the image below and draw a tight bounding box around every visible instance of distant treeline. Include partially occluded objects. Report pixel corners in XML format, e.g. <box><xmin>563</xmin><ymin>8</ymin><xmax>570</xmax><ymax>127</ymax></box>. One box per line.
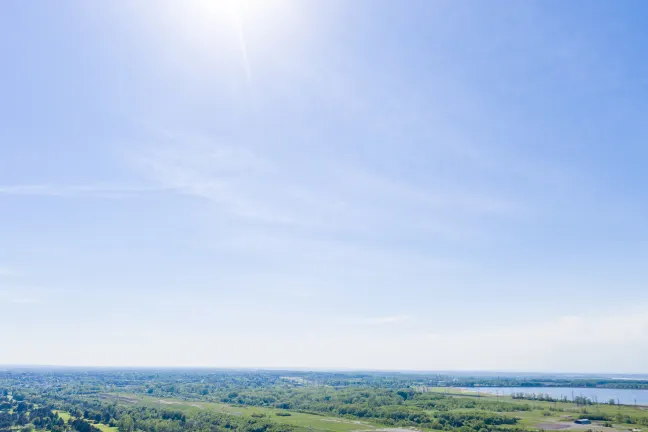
<box><xmin>509</xmin><ymin>392</ymin><xmax>602</xmax><ymax>406</ymax></box>
<box><xmin>453</xmin><ymin>378</ymin><xmax>648</xmax><ymax>390</ymax></box>
<box><xmin>3</xmin><ymin>369</ymin><xmax>648</xmax><ymax>391</ymax></box>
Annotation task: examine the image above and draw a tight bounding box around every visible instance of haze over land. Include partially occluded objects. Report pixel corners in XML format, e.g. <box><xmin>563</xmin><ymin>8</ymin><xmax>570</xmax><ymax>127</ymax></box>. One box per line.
<box><xmin>2</xmin><ymin>1</ymin><xmax>648</xmax><ymax>371</ymax></box>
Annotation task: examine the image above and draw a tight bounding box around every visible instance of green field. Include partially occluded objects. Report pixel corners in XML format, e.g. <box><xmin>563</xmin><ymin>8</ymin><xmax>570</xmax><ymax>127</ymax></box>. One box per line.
<box><xmin>106</xmin><ymin>394</ymin><xmax>381</xmax><ymax>432</ymax></box>
<box><xmin>54</xmin><ymin>411</ymin><xmax>71</xmax><ymax>422</ymax></box>
<box><xmin>90</xmin><ymin>422</ymin><xmax>119</xmax><ymax>432</ymax></box>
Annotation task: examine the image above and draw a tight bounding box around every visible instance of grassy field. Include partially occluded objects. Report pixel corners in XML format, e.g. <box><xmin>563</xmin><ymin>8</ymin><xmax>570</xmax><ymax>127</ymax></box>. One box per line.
<box><xmin>54</xmin><ymin>411</ymin><xmax>71</xmax><ymax>422</ymax></box>
<box><xmin>90</xmin><ymin>422</ymin><xmax>119</xmax><ymax>432</ymax></box>
<box><xmin>104</xmin><ymin>394</ymin><xmax>381</xmax><ymax>432</ymax></box>
<box><xmin>96</xmin><ymin>390</ymin><xmax>648</xmax><ymax>432</ymax></box>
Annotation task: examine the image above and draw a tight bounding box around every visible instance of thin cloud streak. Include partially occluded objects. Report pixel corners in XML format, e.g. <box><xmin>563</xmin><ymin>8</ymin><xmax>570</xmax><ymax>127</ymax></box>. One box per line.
<box><xmin>0</xmin><ymin>267</ymin><xmax>16</xmax><ymax>277</ymax></box>
<box><xmin>0</xmin><ymin>290</ymin><xmax>44</xmax><ymax>305</ymax></box>
<box><xmin>0</xmin><ymin>184</ymin><xmax>177</xmax><ymax>198</ymax></box>
<box><xmin>229</xmin><ymin>2</ymin><xmax>252</xmax><ymax>84</ymax></box>
<box><xmin>137</xmin><ymin>132</ymin><xmax>524</xmax><ymax>245</ymax></box>
<box><xmin>361</xmin><ymin>315</ymin><xmax>409</xmax><ymax>324</ymax></box>
<box><xmin>11</xmin><ymin>297</ymin><xmax>43</xmax><ymax>305</ymax></box>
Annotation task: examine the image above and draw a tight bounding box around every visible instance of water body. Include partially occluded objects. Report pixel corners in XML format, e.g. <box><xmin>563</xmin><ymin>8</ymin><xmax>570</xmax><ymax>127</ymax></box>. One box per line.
<box><xmin>461</xmin><ymin>387</ymin><xmax>648</xmax><ymax>406</ymax></box>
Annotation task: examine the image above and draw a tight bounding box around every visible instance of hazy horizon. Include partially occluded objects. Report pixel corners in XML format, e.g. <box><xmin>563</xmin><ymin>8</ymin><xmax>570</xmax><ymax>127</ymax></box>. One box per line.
<box><xmin>4</xmin><ymin>363</ymin><xmax>648</xmax><ymax>377</ymax></box>
<box><xmin>5</xmin><ymin>364</ymin><xmax>648</xmax><ymax>377</ymax></box>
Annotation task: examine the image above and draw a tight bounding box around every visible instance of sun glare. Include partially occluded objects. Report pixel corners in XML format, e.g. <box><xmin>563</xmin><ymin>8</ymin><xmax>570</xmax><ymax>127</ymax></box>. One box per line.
<box><xmin>148</xmin><ymin>0</ymin><xmax>297</xmax><ymax>81</ymax></box>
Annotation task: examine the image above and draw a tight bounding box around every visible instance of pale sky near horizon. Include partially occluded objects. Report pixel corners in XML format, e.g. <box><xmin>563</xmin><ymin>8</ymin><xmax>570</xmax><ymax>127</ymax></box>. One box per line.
<box><xmin>2</xmin><ymin>0</ymin><xmax>648</xmax><ymax>373</ymax></box>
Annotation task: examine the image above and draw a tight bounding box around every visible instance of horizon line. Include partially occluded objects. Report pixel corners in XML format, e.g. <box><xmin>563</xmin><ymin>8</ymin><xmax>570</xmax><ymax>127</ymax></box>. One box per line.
<box><xmin>2</xmin><ymin>364</ymin><xmax>648</xmax><ymax>376</ymax></box>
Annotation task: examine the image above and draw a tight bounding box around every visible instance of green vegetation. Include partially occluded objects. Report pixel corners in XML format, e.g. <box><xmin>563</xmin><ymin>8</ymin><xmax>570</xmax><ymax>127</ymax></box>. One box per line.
<box><xmin>128</xmin><ymin>394</ymin><xmax>373</xmax><ymax>432</ymax></box>
<box><xmin>56</xmin><ymin>412</ymin><xmax>72</xmax><ymax>422</ymax></box>
<box><xmin>3</xmin><ymin>370</ymin><xmax>648</xmax><ymax>432</ymax></box>
<box><xmin>91</xmin><ymin>422</ymin><xmax>119</xmax><ymax>432</ymax></box>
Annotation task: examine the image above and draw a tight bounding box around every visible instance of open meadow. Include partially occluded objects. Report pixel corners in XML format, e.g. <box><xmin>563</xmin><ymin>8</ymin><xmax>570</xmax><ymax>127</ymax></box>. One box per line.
<box><xmin>97</xmin><ymin>393</ymin><xmax>383</xmax><ymax>432</ymax></box>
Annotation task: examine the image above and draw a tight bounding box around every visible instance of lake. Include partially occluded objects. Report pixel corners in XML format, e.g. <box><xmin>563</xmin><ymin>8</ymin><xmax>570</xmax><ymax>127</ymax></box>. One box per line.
<box><xmin>461</xmin><ymin>387</ymin><xmax>648</xmax><ymax>406</ymax></box>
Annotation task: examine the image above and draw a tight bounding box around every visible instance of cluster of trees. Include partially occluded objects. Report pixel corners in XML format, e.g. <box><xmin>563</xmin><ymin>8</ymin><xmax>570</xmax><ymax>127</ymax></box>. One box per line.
<box><xmin>67</xmin><ymin>404</ymin><xmax>292</xmax><ymax>432</ymax></box>
<box><xmin>68</xmin><ymin>419</ymin><xmax>100</xmax><ymax>432</ymax></box>
<box><xmin>411</xmin><ymin>393</ymin><xmax>531</xmax><ymax>413</ymax></box>
<box><xmin>511</xmin><ymin>392</ymin><xmax>562</xmax><ymax>402</ymax></box>
<box><xmin>215</xmin><ymin>386</ymin><xmax>529</xmax><ymax>414</ymax></box>
<box><xmin>164</xmin><ymin>386</ymin><xmax>522</xmax><ymax>431</ymax></box>
<box><xmin>1</xmin><ymin>389</ymin><xmax>295</xmax><ymax>432</ymax></box>
<box><xmin>0</xmin><ymin>393</ymin><xmax>66</xmax><ymax>432</ymax></box>
<box><xmin>510</xmin><ymin>392</ymin><xmax>615</xmax><ymax>407</ymax></box>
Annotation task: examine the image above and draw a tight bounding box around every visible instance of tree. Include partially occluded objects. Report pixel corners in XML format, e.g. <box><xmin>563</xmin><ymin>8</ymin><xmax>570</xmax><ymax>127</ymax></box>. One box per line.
<box><xmin>118</xmin><ymin>415</ymin><xmax>134</xmax><ymax>432</ymax></box>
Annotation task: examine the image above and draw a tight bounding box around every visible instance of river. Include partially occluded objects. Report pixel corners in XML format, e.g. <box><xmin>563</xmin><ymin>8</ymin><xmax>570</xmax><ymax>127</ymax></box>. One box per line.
<box><xmin>460</xmin><ymin>387</ymin><xmax>648</xmax><ymax>406</ymax></box>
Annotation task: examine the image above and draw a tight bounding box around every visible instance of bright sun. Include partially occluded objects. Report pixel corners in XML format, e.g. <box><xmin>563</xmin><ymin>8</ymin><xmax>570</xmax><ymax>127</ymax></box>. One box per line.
<box><xmin>155</xmin><ymin>0</ymin><xmax>294</xmax><ymax>63</ymax></box>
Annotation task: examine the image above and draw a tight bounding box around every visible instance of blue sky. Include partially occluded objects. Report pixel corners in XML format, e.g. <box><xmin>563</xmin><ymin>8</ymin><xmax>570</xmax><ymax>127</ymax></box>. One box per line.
<box><xmin>2</xmin><ymin>0</ymin><xmax>648</xmax><ymax>372</ymax></box>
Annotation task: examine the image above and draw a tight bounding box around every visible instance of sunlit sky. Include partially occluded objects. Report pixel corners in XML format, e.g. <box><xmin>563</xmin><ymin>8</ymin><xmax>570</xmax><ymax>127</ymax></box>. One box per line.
<box><xmin>2</xmin><ymin>0</ymin><xmax>648</xmax><ymax>372</ymax></box>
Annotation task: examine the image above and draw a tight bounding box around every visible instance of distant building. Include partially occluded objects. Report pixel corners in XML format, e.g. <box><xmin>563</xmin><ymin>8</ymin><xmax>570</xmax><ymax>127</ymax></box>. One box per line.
<box><xmin>575</xmin><ymin>419</ymin><xmax>591</xmax><ymax>425</ymax></box>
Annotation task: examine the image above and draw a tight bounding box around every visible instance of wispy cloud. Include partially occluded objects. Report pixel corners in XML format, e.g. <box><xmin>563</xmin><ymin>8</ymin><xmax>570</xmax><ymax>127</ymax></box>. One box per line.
<box><xmin>410</xmin><ymin>307</ymin><xmax>648</xmax><ymax>372</ymax></box>
<box><xmin>11</xmin><ymin>297</ymin><xmax>43</xmax><ymax>305</ymax></box>
<box><xmin>0</xmin><ymin>289</ymin><xmax>44</xmax><ymax>305</ymax></box>
<box><xmin>426</xmin><ymin>309</ymin><xmax>648</xmax><ymax>347</ymax></box>
<box><xmin>361</xmin><ymin>315</ymin><xmax>409</xmax><ymax>325</ymax></box>
<box><xmin>137</xmin><ymin>136</ymin><xmax>319</xmax><ymax>225</ymax></box>
<box><xmin>0</xmin><ymin>184</ymin><xmax>173</xmax><ymax>199</ymax></box>
<box><xmin>0</xmin><ymin>267</ymin><xmax>16</xmax><ymax>277</ymax></box>
<box><xmin>136</xmin><ymin>129</ymin><xmax>523</xmax><ymax>245</ymax></box>
<box><xmin>228</xmin><ymin>2</ymin><xmax>252</xmax><ymax>84</ymax></box>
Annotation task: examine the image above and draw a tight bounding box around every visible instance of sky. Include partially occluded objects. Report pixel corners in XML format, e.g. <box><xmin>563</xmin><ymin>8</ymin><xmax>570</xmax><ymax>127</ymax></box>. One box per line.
<box><xmin>2</xmin><ymin>0</ymin><xmax>648</xmax><ymax>373</ymax></box>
